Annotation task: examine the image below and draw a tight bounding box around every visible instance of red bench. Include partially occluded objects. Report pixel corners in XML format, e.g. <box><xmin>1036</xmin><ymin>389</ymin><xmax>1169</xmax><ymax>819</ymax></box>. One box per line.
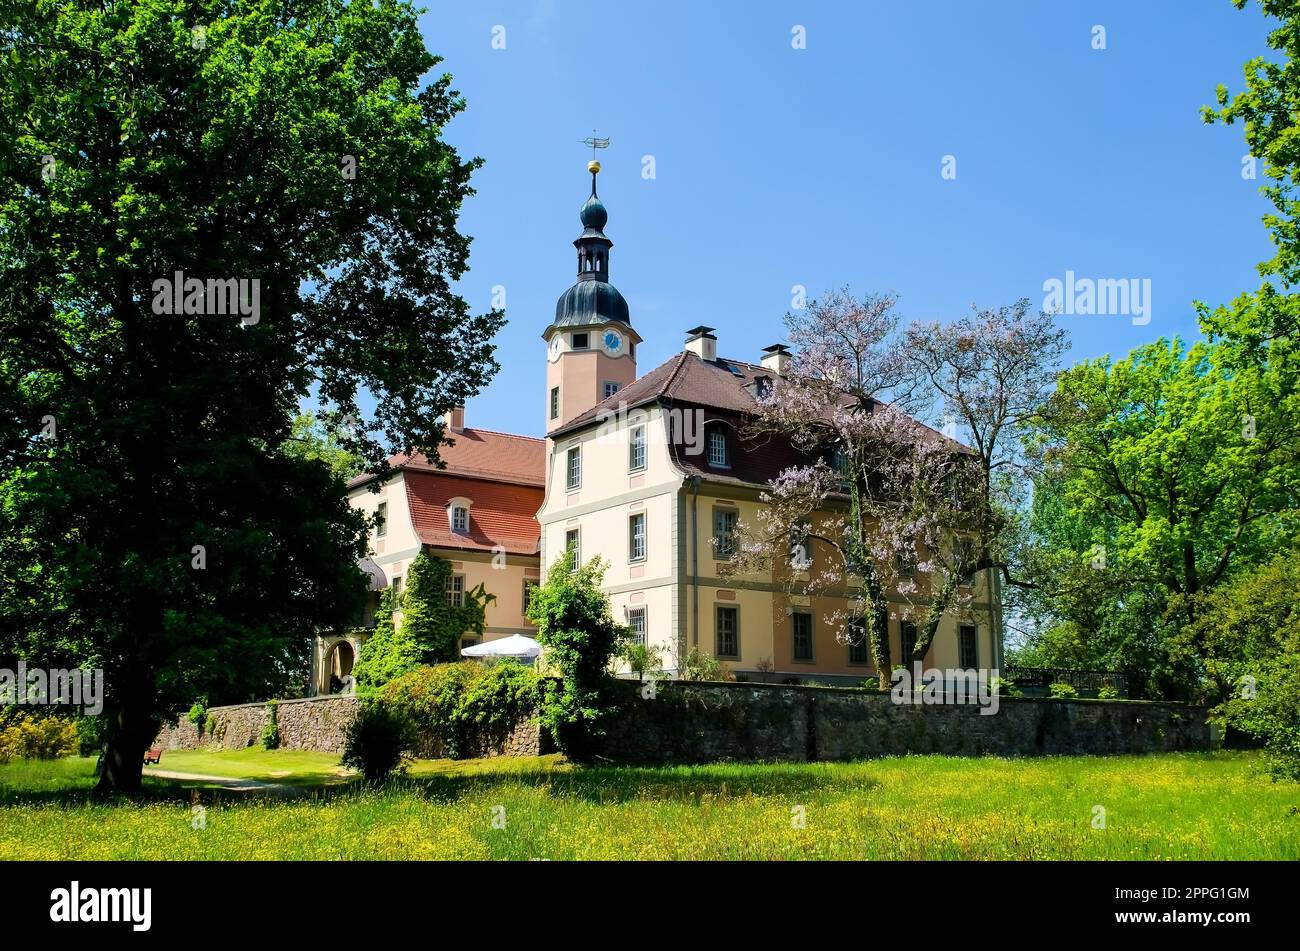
<box><xmin>143</xmin><ymin>747</ymin><xmax>163</xmax><ymax>765</ymax></box>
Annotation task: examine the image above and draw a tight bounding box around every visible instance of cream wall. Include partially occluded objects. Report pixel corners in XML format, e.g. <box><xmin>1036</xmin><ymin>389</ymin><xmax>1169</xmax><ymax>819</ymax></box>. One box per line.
<box><xmin>540</xmin><ymin>405</ymin><xmax>1003</xmax><ymax>680</ymax></box>
<box><xmin>437</xmin><ymin>548</ymin><xmax>539</xmax><ymax>643</ymax></box>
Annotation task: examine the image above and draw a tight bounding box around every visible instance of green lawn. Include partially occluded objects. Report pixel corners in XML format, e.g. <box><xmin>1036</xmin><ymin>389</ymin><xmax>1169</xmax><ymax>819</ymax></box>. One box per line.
<box><xmin>145</xmin><ymin>747</ymin><xmax>354</xmax><ymax>786</ymax></box>
<box><xmin>0</xmin><ymin>751</ymin><xmax>1295</xmax><ymax>860</ymax></box>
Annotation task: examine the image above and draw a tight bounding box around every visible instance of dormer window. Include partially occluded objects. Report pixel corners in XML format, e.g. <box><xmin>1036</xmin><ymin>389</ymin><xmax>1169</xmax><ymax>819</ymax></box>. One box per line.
<box><xmin>707</xmin><ymin>427</ymin><xmax>729</xmax><ymax>468</ymax></box>
<box><xmin>447</xmin><ymin>498</ymin><xmax>472</xmax><ymax>535</ymax></box>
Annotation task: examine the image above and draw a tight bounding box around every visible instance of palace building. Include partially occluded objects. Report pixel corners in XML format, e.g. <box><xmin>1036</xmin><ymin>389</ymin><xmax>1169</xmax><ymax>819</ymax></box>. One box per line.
<box><xmin>315</xmin><ymin>161</ymin><xmax>1000</xmax><ymax>693</ymax></box>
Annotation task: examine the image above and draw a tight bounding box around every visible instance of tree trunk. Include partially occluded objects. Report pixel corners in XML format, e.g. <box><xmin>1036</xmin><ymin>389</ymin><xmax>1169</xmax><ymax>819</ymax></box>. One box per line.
<box><xmin>93</xmin><ymin>697</ymin><xmax>157</xmax><ymax>797</ymax></box>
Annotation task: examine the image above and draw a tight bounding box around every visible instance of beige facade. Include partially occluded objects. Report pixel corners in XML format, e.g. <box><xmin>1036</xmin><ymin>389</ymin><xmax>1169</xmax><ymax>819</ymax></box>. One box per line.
<box><xmin>539</xmin><ymin>403</ymin><xmax>1000</xmax><ymax>683</ymax></box>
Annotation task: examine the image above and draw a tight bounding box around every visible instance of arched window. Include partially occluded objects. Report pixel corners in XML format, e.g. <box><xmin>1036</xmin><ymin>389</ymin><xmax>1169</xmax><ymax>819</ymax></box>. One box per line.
<box><xmin>448</xmin><ymin>497</ymin><xmax>472</xmax><ymax>534</ymax></box>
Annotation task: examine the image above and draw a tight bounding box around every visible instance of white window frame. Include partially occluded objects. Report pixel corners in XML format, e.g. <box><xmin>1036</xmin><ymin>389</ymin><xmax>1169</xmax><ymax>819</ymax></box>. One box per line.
<box><xmin>375</xmin><ymin>501</ymin><xmax>387</xmax><ymax>537</ymax></box>
<box><xmin>627</xmin><ymin>606</ymin><xmax>646</xmax><ymax>646</ymax></box>
<box><xmin>629</xmin><ymin>512</ymin><xmax>647</xmax><ymax>562</ymax></box>
<box><xmin>564</xmin><ymin>528</ymin><xmax>581</xmax><ymax>570</ymax></box>
<box><xmin>445</xmin><ymin>573</ymin><xmax>464</xmax><ymax>608</ymax></box>
<box><xmin>451</xmin><ymin>504</ymin><xmax>469</xmax><ymax>534</ymax></box>
<box><xmin>629</xmin><ymin>424</ymin><xmax>646</xmax><ymax>472</ymax></box>
<box><xmin>566</xmin><ymin>446</ymin><xmax>581</xmax><ymax>490</ymax></box>
<box><xmin>707</xmin><ymin>428</ymin><xmax>729</xmax><ymax>468</ymax></box>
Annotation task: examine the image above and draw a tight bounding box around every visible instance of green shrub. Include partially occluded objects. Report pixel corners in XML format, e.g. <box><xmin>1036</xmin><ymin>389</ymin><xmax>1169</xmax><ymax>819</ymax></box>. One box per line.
<box><xmin>527</xmin><ymin>556</ymin><xmax>628</xmax><ymax>762</ymax></box>
<box><xmin>381</xmin><ymin>661</ymin><xmax>483</xmax><ymax>758</ymax></box>
<box><xmin>341</xmin><ymin>702</ymin><xmax>412</xmax><ymax>782</ymax></box>
<box><xmin>1097</xmin><ymin>685</ymin><xmax>1121</xmax><ymax>700</ymax></box>
<box><xmin>683</xmin><ymin>647</ymin><xmax>733</xmax><ymax>682</ymax></box>
<box><xmin>1049</xmin><ymin>681</ymin><xmax>1079</xmax><ymax>700</ymax></box>
<box><xmin>260</xmin><ymin>699</ymin><xmax>280</xmax><ymax>750</ymax></box>
<box><xmin>1184</xmin><ymin>548</ymin><xmax>1300</xmax><ymax>781</ymax></box>
<box><xmin>990</xmin><ymin>676</ymin><xmax>1022</xmax><ymax>698</ymax></box>
<box><xmin>623</xmin><ymin>642</ymin><xmax>665</xmax><ymax>681</ymax></box>
<box><xmin>0</xmin><ymin>711</ymin><xmax>78</xmax><ymax>762</ymax></box>
<box><xmin>186</xmin><ymin>701</ymin><xmax>207</xmax><ymax>725</ymax></box>
<box><xmin>458</xmin><ymin>661</ymin><xmax>542</xmax><ymax>740</ymax></box>
<box><xmin>379</xmin><ymin>660</ymin><xmax>542</xmax><ymax>759</ymax></box>
<box><xmin>353</xmin><ymin>589</ymin><xmax>423</xmax><ymax>693</ymax></box>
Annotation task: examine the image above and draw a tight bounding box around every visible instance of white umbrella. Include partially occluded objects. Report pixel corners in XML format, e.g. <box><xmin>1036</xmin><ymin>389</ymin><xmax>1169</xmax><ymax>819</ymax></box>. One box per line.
<box><xmin>460</xmin><ymin>633</ymin><xmax>542</xmax><ymax>660</ymax></box>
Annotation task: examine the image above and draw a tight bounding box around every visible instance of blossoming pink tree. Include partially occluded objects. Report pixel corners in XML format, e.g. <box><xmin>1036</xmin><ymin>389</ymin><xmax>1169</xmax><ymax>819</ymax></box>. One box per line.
<box><xmin>732</xmin><ymin>291</ymin><xmax>1066</xmax><ymax>686</ymax></box>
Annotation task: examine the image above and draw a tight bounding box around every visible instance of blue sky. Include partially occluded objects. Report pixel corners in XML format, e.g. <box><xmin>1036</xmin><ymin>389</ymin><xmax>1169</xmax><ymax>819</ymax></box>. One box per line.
<box><xmin>413</xmin><ymin>0</ymin><xmax>1275</xmax><ymax>437</ymax></box>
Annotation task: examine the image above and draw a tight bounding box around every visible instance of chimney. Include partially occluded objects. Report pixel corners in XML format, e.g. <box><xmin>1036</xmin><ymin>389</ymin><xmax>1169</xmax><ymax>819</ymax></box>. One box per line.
<box><xmin>684</xmin><ymin>325</ymin><xmax>717</xmax><ymax>362</ymax></box>
<box><xmin>449</xmin><ymin>406</ymin><xmax>465</xmax><ymax>432</ymax></box>
<box><xmin>761</xmin><ymin>343</ymin><xmax>791</xmax><ymax>375</ymax></box>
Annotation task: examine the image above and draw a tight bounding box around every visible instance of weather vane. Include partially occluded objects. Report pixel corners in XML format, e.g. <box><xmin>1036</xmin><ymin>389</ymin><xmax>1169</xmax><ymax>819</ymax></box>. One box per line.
<box><xmin>580</xmin><ymin>131</ymin><xmax>610</xmax><ymax>161</ymax></box>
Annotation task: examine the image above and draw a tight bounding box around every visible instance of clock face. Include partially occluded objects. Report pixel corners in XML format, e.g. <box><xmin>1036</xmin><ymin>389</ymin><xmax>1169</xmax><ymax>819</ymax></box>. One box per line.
<box><xmin>603</xmin><ymin>330</ymin><xmax>622</xmax><ymax>354</ymax></box>
<box><xmin>549</xmin><ymin>336</ymin><xmax>562</xmax><ymax>360</ymax></box>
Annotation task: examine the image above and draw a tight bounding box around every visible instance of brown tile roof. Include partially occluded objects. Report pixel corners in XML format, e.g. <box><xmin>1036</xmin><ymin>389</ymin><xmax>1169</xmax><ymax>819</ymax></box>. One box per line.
<box><xmin>349</xmin><ymin>427</ymin><xmax>545</xmax><ymax>489</ymax></box>
<box><xmin>405</xmin><ymin>471</ymin><xmax>542</xmax><ymax>556</ymax></box>
<box><xmin>552</xmin><ymin>350</ymin><xmax>964</xmax><ymax>488</ymax></box>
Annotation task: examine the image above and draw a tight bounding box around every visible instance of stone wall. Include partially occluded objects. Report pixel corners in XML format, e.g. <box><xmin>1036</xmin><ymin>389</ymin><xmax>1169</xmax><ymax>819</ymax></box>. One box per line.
<box><xmin>155</xmin><ymin>696</ymin><xmax>360</xmax><ymax>754</ymax></box>
<box><xmin>154</xmin><ymin>695</ymin><xmax>542</xmax><ymax>758</ymax></box>
<box><xmin>596</xmin><ymin>680</ymin><xmax>1212</xmax><ymax>764</ymax></box>
<box><xmin>155</xmin><ymin>681</ymin><xmax>1211</xmax><ymax>764</ymax></box>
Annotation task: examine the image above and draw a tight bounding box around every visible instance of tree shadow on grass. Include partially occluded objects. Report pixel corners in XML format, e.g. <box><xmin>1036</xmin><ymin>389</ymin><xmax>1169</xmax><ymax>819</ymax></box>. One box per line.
<box><xmin>406</xmin><ymin>762</ymin><xmax>877</xmax><ymax>805</ymax></box>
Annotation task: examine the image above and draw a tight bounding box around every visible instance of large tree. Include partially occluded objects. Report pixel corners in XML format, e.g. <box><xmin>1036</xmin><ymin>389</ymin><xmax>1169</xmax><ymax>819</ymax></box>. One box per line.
<box><xmin>0</xmin><ymin>0</ymin><xmax>502</xmax><ymax>793</ymax></box>
<box><xmin>735</xmin><ymin>292</ymin><xmax>1062</xmax><ymax>685</ymax></box>
<box><xmin>1025</xmin><ymin>337</ymin><xmax>1300</xmax><ymax>693</ymax></box>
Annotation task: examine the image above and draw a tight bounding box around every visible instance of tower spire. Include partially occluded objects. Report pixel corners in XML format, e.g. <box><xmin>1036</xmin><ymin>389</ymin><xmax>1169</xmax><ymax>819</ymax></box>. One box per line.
<box><xmin>574</xmin><ymin>137</ymin><xmax>612</xmax><ymax>282</ymax></box>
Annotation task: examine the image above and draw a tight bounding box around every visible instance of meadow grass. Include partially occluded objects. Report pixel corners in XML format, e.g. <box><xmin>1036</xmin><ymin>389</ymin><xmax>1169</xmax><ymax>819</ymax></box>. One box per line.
<box><xmin>0</xmin><ymin>751</ymin><xmax>1295</xmax><ymax>860</ymax></box>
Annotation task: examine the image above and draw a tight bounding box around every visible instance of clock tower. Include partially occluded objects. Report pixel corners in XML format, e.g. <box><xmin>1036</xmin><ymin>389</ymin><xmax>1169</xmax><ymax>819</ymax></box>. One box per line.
<box><xmin>542</xmin><ymin>160</ymin><xmax>641</xmax><ymax>434</ymax></box>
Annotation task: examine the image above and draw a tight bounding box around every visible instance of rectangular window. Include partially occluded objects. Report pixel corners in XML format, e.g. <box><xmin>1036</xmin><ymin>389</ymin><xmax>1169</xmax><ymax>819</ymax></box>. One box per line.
<box><xmin>572</xmin><ymin>332</ymin><xmax>589</xmax><ymax>350</ymax></box>
<box><xmin>629</xmin><ymin>425</ymin><xmax>646</xmax><ymax>471</ymax></box>
<box><xmin>550</xmin><ymin>386</ymin><xmax>559</xmax><ymax>420</ymax></box>
<box><xmin>523</xmin><ymin>579</ymin><xmax>538</xmax><ymax>615</ymax></box>
<box><xmin>628</xmin><ymin>512</ymin><xmax>646</xmax><ymax>562</ymax></box>
<box><xmin>848</xmin><ymin>618</ymin><xmax>869</xmax><ymax>665</ymax></box>
<box><xmin>901</xmin><ymin>621</ymin><xmax>918</xmax><ymax>664</ymax></box>
<box><xmin>451</xmin><ymin>505</ymin><xmax>468</xmax><ymax>533</ymax></box>
<box><xmin>707</xmin><ymin>429</ymin><xmax>729</xmax><ymax>467</ymax></box>
<box><xmin>959</xmin><ymin>624</ymin><xmax>978</xmax><ymax>670</ymax></box>
<box><xmin>712</xmin><ymin>507</ymin><xmax>737</xmax><ymax>560</ymax></box>
<box><xmin>566</xmin><ymin>446</ymin><xmax>581</xmax><ymax>490</ymax></box>
<box><xmin>715</xmin><ymin>605</ymin><xmax>739</xmax><ymax>659</ymax></box>
<box><xmin>564</xmin><ymin>528</ymin><xmax>581</xmax><ymax>569</ymax></box>
<box><xmin>603</xmin><ymin>381</ymin><xmax>620</xmax><ymax>399</ymax></box>
<box><xmin>375</xmin><ymin>501</ymin><xmax>387</xmax><ymax>537</ymax></box>
<box><xmin>392</xmin><ymin>576</ymin><xmax>403</xmax><ymax>596</ymax></box>
<box><xmin>792</xmin><ymin>612</ymin><xmax>814</xmax><ymax>662</ymax></box>
<box><xmin>445</xmin><ymin>574</ymin><xmax>464</xmax><ymax>608</ymax></box>
<box><xmin>627</xmin><ymin>607</ymin><xmax>646</xmax><ymax>646</ymax></box>
<box><xmin>832</xmin><ymin>446</ymin><xmax>851</xmax><ymax>490</ymax></box>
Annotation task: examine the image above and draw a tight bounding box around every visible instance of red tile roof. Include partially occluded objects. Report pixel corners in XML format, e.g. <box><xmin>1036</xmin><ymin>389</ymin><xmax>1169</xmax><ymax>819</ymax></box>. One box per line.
<box><xmin>349</xmin><ymin>427</ymin><xmax>545</xmax><ymax>489</ymax></box>
<box><xmin>405</xmin><ymin>471</ymin><xmax>542</xmax><ymax>556</ymax></box>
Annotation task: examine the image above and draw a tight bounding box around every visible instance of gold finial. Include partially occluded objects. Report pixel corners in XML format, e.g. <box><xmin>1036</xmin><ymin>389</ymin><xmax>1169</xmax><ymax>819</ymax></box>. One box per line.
<box><xmin>587</xmin><ymin>159</ymin><xmax>601</xmax><ymax>174</ymax></box>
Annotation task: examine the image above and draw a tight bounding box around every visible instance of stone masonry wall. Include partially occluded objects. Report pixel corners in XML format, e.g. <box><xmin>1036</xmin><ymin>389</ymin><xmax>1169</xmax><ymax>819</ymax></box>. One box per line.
<box><xmin>597</xmin><ymin>680</ymin><xmax>1212</xmax><ymax>764</ymax></box>
<box><xmin>154</xmin><ymin>695</ymin><xmax>542</xmax><ymax>758</ymax></box>
<box><xmin>155</xmin><ymin>682</ymin><xmax>1211</xmax><ymax>764</ymax></box>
